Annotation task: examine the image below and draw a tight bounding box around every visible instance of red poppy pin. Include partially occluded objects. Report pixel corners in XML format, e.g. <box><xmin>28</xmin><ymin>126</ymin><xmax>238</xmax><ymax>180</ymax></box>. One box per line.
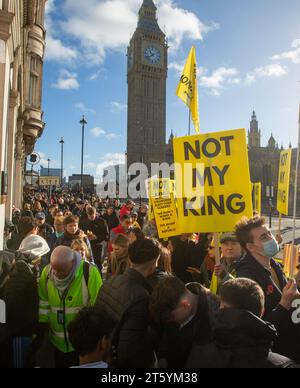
<box><xmin>267</xmin><ymin>285</ymin><xmax>275</xmax><ymax>295</ymax></box>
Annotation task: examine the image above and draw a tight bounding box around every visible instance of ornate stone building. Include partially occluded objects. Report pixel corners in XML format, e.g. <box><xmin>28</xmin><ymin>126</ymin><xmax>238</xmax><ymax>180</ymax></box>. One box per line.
<box><xmin>248</xmin><ymin>111</ymin><xmax>299</xmax><ymax>215</ymax></box>
<box><xmin>127</xmin><ymin>0</ymin><xmax>168</xmax><ymax>172</ymax></box>
<box><xmin>0</xmin><ymin>0</ymin><xmax>46</xmax><ymax>248</ymax></box>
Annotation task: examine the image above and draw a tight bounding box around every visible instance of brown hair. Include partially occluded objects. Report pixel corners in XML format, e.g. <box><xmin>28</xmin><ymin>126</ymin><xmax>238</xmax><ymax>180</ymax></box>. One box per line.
<box><xmin>158</xmin><ymin>246</ymin><xmax>172</xmax><ymax>273</ymax></box>
<box><xmin>235</xmin><ymin>216</ymin><xmax>266</xmax><ymax>249</ymax></box>
<box><xmin>71</xmin><ymin>239</ymin><xmax>91</xmax><ymax>261</ymax></box>
<box><xmin>33</xmin><ymin>201</ymin><xmax>42</xmax><ymax>211</ymax></box>
<box><xmin>17</xmin><ymin>217</ymin><xmax>37</xmax><ymax>238</ymax></box>
<box><xmin>63</xmin><ymin>215</ymin><xmax>79</xmax><ymax>227</ymax></box>
<box><xmin>54</xmin><ymin>216</ymin><xmax>65</xmax><ymax>225</ymax></box>
<box><xmin>112</xmin><ymin>234</ymin><xmax>130</xmax><ymax>249</ymax></box>
<box><xmin>221</xmin><ymin>278</ymin><xmax>265</xmax><ymax>317</ymax></box>
<box><xmin>86</xmin><ymin>206</ymin><xmax>96</xmax><ymax>216</ymax></box>
<box><xmin>111</xmin><ymin>235</ymin><xmax>130</xmax><ymax>276</ymax></box>
<box><xmin>149</xmin><ymin>277</ymin><xmax>186</xmax><ymax>323</ymax></box>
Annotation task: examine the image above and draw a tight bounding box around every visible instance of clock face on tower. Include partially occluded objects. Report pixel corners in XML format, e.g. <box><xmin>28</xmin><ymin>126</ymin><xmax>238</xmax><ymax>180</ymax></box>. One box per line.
<box><xmin>144</xmin><ymin>46</ymin><xmax>161</xmax><ymax>65</ymax></box>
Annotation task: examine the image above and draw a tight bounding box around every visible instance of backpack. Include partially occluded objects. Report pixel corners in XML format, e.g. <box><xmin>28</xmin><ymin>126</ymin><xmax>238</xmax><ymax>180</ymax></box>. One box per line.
<box><xmin>0</xmin><ymin>251</ymin><xmax>39</xmax><ymax>340</ymax></box>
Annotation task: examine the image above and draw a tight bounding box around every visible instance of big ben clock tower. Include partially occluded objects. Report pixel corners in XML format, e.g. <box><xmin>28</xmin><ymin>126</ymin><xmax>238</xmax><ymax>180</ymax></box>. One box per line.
<box><xmin>127</xmin><ymin>0</ymin><xmax>168</xmax><ymax>172</ymax></box>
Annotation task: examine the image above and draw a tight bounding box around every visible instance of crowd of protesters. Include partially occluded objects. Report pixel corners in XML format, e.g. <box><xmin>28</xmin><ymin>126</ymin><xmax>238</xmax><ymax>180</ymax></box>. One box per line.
<box><xmin>1</xmin><ymin>189</ymin><xmax>300</xmax><ymax>369</ymax></box>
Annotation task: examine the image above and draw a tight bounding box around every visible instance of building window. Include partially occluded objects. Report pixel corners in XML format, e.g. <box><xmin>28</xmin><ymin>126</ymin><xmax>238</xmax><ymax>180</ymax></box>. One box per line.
<box><xmin>28</xmin><ymin>56</ymin><xmax>42</xmax><ymax>108</ymax></box>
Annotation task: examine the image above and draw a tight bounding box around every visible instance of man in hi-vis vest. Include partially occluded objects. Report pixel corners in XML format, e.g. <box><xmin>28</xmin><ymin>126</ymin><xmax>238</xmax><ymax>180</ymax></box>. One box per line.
<box><xmin>39</xmin><ymin>246</ymin><xmax>102</xmax><ymax>368</ymax></box>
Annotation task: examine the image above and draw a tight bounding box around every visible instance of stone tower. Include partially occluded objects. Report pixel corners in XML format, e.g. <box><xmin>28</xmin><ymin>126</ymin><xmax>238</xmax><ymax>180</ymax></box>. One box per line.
<box><xmin>248</xmin><ymin>111</ymin><xmax>261</xmax><ymax>148</ymax></box>
<box><xmin>127</xmin><ymin>0</ymin><xmax>168</xmax><ymax>173</ymax></box>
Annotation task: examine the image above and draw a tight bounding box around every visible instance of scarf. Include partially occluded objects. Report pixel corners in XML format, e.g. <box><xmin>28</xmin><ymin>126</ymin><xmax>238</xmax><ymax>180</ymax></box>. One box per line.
<box><xmin>50</xmin><ymin>251</ymin><xmax>82</xmax><ymax>297</ymax></box>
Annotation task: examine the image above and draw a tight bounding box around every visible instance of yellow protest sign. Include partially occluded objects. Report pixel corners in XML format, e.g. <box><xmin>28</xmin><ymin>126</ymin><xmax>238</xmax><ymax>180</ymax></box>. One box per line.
<box><xmin>253</xmin><ymin>182</ymin><xmax>261</xmax><ymax>215</ymax></box>
<box><xmin>151</xmin><ymin>195</ymin><xmax>180</xmax><ymax>239</ymax></box>
<box><xmin>173</xmin><ymin>129</ymin><xmax>253</xmax><ymax>233</ymax></box>
<box><xmin>277</xmin><ymin>149</ymin><xmax>292</xmax><ymax>215</ymax></box>
<box><xmin>148</xmin><ymin>178</ymin><xmax>176</xmax><ymax>221</ymax></box>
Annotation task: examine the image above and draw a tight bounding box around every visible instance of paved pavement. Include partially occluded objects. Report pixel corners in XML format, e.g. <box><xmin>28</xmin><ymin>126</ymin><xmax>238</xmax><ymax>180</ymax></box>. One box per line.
<box><xmin>267</xmin><ymin>216</ymin><xmax>300</xmax><ymax>245</ymax></box>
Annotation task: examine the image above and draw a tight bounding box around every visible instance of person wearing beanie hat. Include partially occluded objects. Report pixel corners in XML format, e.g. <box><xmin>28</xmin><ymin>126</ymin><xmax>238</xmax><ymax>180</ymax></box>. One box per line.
<box><xmin>212</xmin><ymin>232</ymin><xmax>244</xmax><ymax>295</ymax></box>
<box><xmin>35</xmin><ymin>212</ymin><xmax>54</xmax><ymax>242</ymax></box>
<box><xmin>96</xmin><ymin>238</ymin><xmax>161</xmax><ymax>368</ymax></box>
<box><xmin>130</xmin><ymin>211</ymin><xmax>141</xmax><ymax>229</ymax></box>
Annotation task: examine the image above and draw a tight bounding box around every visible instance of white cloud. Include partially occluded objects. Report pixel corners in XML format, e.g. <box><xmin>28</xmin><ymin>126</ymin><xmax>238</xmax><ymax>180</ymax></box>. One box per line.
<box><xmin>52</xmin><ymin>69</ymin><xmax>80</xmax><ymax>90</ymax></box>
<box><xmin>88</xmin><ymin>69</ymin><xmax>108</xmax><ymax>81</ymax></box>
<box><xmin>46</xmin><ymin>36</ymin><xmax>79</xmax><ymax>64</ymax></box>
<box><xmin>200</xmin><ymin>67</ymin><xmax>239</xmax><ymax>96</ymax></box>
<box><xmin>96</xmin><ymin>153</ymin><xmax>126</xmax><ymax>177</ymax></box>
<box><xmin>157</xmin><ymin>0</ymin><xmax>218</xmax><ymax>50</ymax></box>
<box><xmin>75</xmin><ymin>103</ymin><xmax>96</xmax><ymax>114</ymax></box>
<box><xmin>46</xmin><ymin>0</ymin><xmax>216</xmax><ymax>66</ymax></box>
<box><xmin>91</xmin><ymin>127</ymin><xmax>119</xmax><ymax>140</ymax></box>
<box><xmin>271</xmin><ymin>39</ymin><xmax>300</xmax><ymax>64</ymax></box>
<box><xmin>168</xmin><ymin>61</ymin><xmax>185</xmax><ymax>74</ymax></box>
<box><xmin>245</xmin><ymin>63</ymin><xmax>288</xmax><ymax>85</ymax></box>
<box><xmin>110</xmin><ymin>102</ymin><xmax>127</xmax><ymax>113</ymax></box>
<box><xmin>45</xmin><ymin>0</ymin><xmax>79</xmax><ymax>64</ymax></box>
<box><xmin>91</xmin><ymin>127</ymin><xmax>106</xmax><ymax>137</ymax></box>
<box><xmin>45</xmin><ymin>0</ymin><xmax>56</xmax><ymax>14</ymax></box>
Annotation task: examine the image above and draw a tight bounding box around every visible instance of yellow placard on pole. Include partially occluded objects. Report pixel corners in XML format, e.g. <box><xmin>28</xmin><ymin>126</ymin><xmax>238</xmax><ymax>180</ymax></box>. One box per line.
<box><xmin>148</xmin><ymin>178</ymin><xmax>176</xmax><ymax>221</ymax></box>
<box><xmin>283</xmin><ymin>243</ymin><xmax>299</xmax><ymax>278</ymax></box>
<box><xmin>277</xmin><ymin>149</ymin><xmax>292</xmax><ymax>215</ymax></box>
<box><xmin>253</xmin><ymin>182</ymin><xmax>261</xmax><ymax>215</ymax></box>
<box><xmin>173</xmin><ymin>129</ymin><xmax>253</xmax><ymax>233</ymax></box>
<box><xmin>152</xmin><ymin>195</ymin><xmax>180</xmax><ymax>239</ymax></box>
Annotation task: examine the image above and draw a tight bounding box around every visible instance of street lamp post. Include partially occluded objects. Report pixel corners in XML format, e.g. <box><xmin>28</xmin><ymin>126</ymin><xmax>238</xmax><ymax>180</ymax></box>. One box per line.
<box><xmin>59</xmin><ymin>137</ymin><xmax>65</xmax><ymax>188</ymax></box>
<box><xmin>47</xmin><ymin>158</ymin><xmax>51</xmax><ymax>198</ymax></box>
<box><xmin>80</xmin><ymin>115</ymin><xmax>87</xmax><ymax>195</ymax></box>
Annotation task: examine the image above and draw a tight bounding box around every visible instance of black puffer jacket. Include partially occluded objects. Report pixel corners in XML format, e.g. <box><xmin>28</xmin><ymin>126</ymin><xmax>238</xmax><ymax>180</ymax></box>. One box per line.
<box><xmin>96</xmin><ymin>268</ymin><xmax>155</xmax><ymax>368</ymax></box>
<box><xmin>235</xmin><ymin>253</ymin><xmax>300</xmax><ymax>362</ymax></box>
<box><xmin>186</xmin><ymin>308</ymin><xmax>299</xmax><ymax>368</ymax></box>
<box><xmin>157</xmin><ymin>283</ymin><xmax>220</xmax><ymax>368</ymax></box>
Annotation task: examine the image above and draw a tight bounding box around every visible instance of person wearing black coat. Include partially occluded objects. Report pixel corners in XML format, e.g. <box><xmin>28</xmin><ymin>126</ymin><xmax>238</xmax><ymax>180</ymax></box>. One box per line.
<box><xmin>0</xmin><ymin>251</ymin><xmax>43</xmax><ymax>368</ymax></box>
<box><xmin>149</xmin><ymin>277</ymin><xmax>220</xmax><ymax>368</ymax></box>
<box><xmin>96</xmin><ymin>239</ymin><xmax>160</xmax><ymax>368</ymax></box>
<box><xmin>79</xmin><ymin>207</ymin><xmax>109</xmax><ymax>270</ymax></box>
<box><xmin>102</xmin><ymin>206</ymin><xmax>119</xmax><ymax>232</ymax></box>
<box><xmin>235</xmin><ymin>216</ymin><xmax>300</xmax><ymax>363</ymax></box>
<box><xmin>170</xmin><ymin>234</ymin><xmax>209</xmax><ymax>284</ymax></box>
<box><xmin>186</xmin><ymin>278</ymin><xmax>299</xmax><ymax>368</ymax></box>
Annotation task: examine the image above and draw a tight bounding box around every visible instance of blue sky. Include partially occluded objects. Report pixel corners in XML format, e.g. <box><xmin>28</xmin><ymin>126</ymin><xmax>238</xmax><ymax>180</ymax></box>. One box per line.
<box><xmin>36</xmin><ymin>0</ymin><xmax>300</xmax><ymax>180</ymax></box>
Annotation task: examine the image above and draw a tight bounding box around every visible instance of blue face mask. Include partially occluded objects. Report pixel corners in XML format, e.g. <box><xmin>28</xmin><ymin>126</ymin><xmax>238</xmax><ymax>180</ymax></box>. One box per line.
<box><xmin>263</xmin><ymin>238</ymin><xmax>279</xmax><ymax>258</ymax></box>
<box><xmin>56</xmin><ymin>231</ymin><xmax>64</xmax><ymax>238</ymax></box>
